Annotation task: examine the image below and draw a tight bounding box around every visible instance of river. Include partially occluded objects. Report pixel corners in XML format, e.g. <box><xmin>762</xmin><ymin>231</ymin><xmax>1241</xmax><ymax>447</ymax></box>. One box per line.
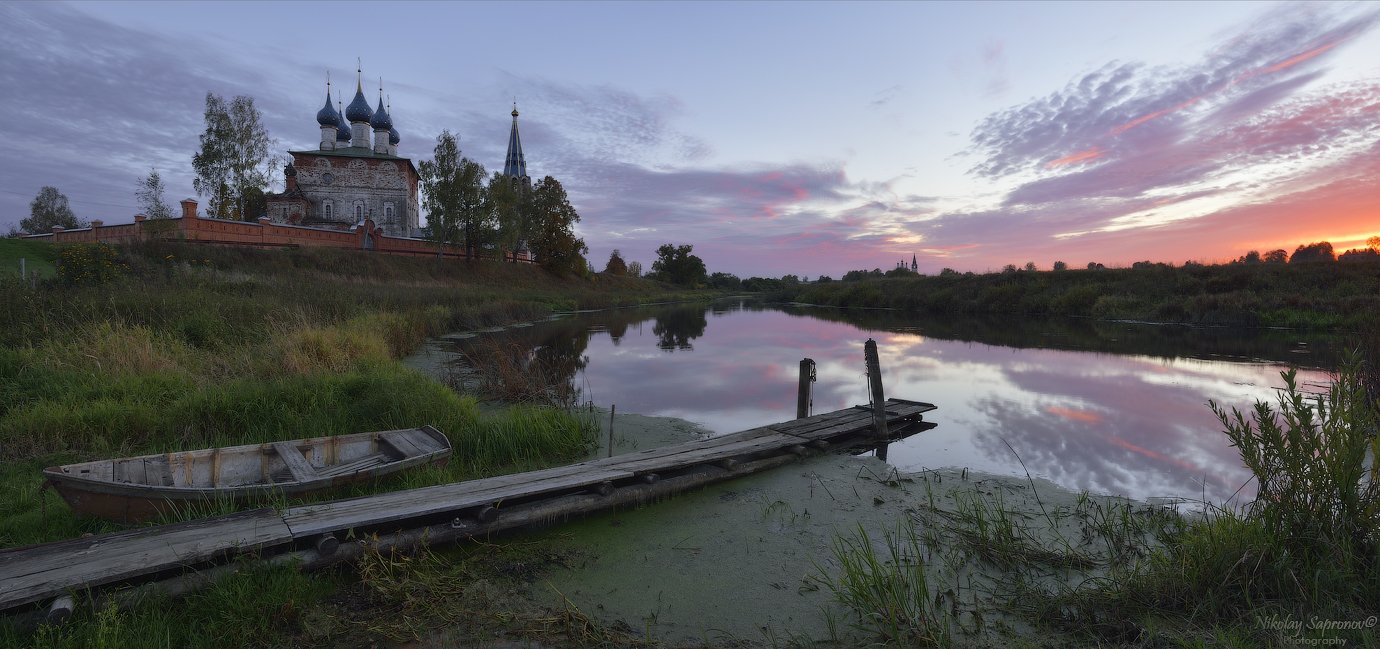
<box><xmin>435</xmin><ymin>300</ymin><xmax>1337</xmax><ymax>506</ymax></box>
<box><xmin>408</xmin><ymin>300</ymin><xmax>1340</xmax><ymax>643</ymax></box>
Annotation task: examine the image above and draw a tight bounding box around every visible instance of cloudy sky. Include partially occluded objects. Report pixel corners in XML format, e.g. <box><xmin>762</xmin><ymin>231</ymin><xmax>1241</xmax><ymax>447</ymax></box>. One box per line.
<box><xmin>1</xmin><ymin>1</ymin><xmax>1376</xmax><ymax>277</ymax></box>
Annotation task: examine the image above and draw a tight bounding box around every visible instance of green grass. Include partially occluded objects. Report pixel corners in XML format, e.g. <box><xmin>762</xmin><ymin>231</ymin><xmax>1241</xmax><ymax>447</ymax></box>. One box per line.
<box><xmin>0</xmin><ymin>238</ymin><xmax>57</xmax><ymax>279</ymax></box>
<box><xmin>7</xmin><ymin>563</ymin><xmax>340</xmax><ymax>649</ymax></box>
<box><xmin>819</xmin><ymin>524</ymin><xmax>952</xmax><ymax>647</ymax></box>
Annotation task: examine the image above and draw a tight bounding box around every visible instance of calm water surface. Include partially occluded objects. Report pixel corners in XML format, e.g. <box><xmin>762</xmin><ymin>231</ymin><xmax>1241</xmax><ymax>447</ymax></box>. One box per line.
<box><xmin>455</xmin><ymin>301</ymin><xmax>1338</xmax><ymax>505</ymax></box>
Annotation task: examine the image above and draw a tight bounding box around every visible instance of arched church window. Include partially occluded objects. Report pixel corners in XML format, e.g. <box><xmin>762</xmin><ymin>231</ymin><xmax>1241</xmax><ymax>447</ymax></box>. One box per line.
<box><xmin>384</xmin><ymin>204</ymin><xmax>393</xmax><ymax>220</ymax></box>
<box><xmin>324</xmin><ymin>202</ymin><xmax>333</xmax><ymax>219</ymax></box>
<box><xmin>355</xmin><ymin>204</ymin><xmax>363</xmax><ymax>220</ymax></box>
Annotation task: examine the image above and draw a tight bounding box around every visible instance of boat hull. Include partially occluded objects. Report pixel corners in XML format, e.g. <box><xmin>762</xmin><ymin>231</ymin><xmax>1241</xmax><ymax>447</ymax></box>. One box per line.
<box><xmin>43</xmin><ymin>426</ymin><xmax>451</xmax><ymax>523</ymax></box>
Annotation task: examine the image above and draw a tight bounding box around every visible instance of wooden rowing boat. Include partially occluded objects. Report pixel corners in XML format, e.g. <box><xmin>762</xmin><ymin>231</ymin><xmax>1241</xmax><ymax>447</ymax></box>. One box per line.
<box><xmin>42</xmin><ymin>426</ymin><xmax>452</xmax><ymax>523</ymax></box>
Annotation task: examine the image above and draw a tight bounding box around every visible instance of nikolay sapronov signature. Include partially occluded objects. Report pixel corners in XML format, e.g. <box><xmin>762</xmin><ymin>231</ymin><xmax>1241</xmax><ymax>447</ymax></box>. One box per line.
<box><xmin>1257</xmin><ymin>613</ymin><xmax>1378</xmax><ymax>644</ymax></box>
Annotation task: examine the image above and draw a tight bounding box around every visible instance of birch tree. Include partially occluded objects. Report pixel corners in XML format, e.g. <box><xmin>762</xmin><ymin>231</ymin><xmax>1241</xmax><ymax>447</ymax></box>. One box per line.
<box><xmin>192</xmin><ymin>93</ymin><xmax>276</xmax><ymax>220</ymax></box>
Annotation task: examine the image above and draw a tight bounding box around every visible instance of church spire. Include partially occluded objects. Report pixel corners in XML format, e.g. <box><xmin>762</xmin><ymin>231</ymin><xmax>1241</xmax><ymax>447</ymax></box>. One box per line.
<box><xmin>503</xmin><ymin>102</ymin><xmax>528</xmax><ymax>180</ymax></box>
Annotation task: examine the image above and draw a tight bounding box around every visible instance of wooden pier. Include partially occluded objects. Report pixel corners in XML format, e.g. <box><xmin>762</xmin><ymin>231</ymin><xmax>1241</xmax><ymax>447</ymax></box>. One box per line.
<box><xmin>0</xmin><ymin>398</ymin><xmax>935</xmax><ymax>616</ymax></box>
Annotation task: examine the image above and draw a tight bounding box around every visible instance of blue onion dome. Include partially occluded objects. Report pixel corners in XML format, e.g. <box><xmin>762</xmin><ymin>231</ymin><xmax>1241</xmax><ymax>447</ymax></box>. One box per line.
<box><xmin>389</xmin><ymin>126</ymin><xmax>400</xmax><ymax>146</ymax></box>
<box><xmin>316</xmin><ymin>91</ymin><xmax>339</xmax><ymax>127</ymax></box>
<box><xmin>345</xmin><ymin>84</ymin><xmax>373</xmax><ymax>123</ymax></box>
<box><xmin>336</xmin><ymin>101</ymin><xmax>351</xmax><ymax>141</ymax></box>
<box><xmin>370</xmin><ymin>97</ymin><xmax>391</xmax><ymax>130</ymax></box>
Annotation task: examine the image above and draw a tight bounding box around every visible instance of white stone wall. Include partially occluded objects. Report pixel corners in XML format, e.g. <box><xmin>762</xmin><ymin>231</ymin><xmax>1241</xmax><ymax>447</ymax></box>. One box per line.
<box><xmin>373</xmin><ymin>128</ymin><xmax>389</xmax><ymax>155</ymax></box>
<box><xmin>319</xmin><ymin>126</ymin><xmax>336</xmax><ymax>150</ymax></box>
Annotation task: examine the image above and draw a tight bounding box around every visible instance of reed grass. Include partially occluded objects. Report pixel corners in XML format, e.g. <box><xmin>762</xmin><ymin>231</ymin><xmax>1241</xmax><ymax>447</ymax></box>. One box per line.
<box><xmin>819</xmin><ymin>525</ymin><xmax>952</xmax><ymax>647</ymax></box>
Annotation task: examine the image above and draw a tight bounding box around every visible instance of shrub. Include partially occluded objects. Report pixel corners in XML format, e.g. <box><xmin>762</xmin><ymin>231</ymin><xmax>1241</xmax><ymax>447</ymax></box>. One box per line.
<box><xmin>56</xmin><ymin>243</ymin><xmax>125</xmax><ymax>285</ymax></box>
<box><xmin>1211</xmin><ymin>364</ymin><xmax>1379</xmax><ymax>569</ymax></box>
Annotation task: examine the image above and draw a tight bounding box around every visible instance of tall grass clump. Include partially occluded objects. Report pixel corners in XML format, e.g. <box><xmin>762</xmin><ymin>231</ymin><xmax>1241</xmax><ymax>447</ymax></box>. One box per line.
<box><xmin>821</xmin><ymin>525</ymin><xmax>952</xmax><ymax>647</ymax></box>
<box><xmin>456</xmin><ymin>338</ymin><xmax>584</xmax><ymax>408</ymax></box>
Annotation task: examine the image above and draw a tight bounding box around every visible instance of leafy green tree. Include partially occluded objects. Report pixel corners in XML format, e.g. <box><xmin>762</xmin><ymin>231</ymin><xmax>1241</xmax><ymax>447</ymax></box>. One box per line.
<box><xmin>1367</xmin><ymin>236</ymin><xmax>1379</xmax><ymax>252</ymax></box>
<box><xmin>1024</xmin><ymin>261</ymin><xmax>1037</xmax><ymax>272</ymax></box>
<box><xmin>1263</xmin><ymin>249</ymin><xmax>1288</xmax><ymax>264</ymax></box>
<box><xmin>604</xmin><ymin>249</ymin><xmax>628</xmax><ymax>275</ymax></box>
<box><xmin>528</xmin><ymin>176</ymin><xmax>587</xmax><ymax>276</ymax></box>
<box><xmin>135</xmin><ymin>170</ymin><xmax>174</xmax><ymax>220</ymax></box>
<box><xmin>192</xmin><ymin>93</ymin><xmax>276</xmax><ymax>220</ymax></box>
<box><xmin>627</xmin><ymin>261</ymin><xmax>642</xmax><ymax>278</ymax></box>
<box><xmin>1052</xmin><ymin>261</ymin><xmax>1067</xmax><ymax>271</ymax></box>
<box><xmin>489</xmin><ymin>172</ymin><xmax>529</xmax><ymax>262</ymax></box>
<box><xmin>1238</xmin><ymin>250</ymin><xmax>1262</xmax><ymax>264</ymax></box>
<box><xmin>21</xmin><ymin>186</ymin><xmax>82</xmax><ymax>233</ymax></box>
<box><xmin>708</xmin><ymin>272</ymin><xmax>741</xmax><ymax>289</ymax></box>
<box><xmin>651</xmin><ymin>243</ymin><xmax>707</xmax><ymax>287</ymax></box>
<box><xmin>1289</xmin><ymin>241</ymin><xmax>1335</xmax><ymax>264</ymax></box>
<box><xmin>419</xmin><ymin>131</ymin><xmax>490</xmax><ymax>259</ymax></box>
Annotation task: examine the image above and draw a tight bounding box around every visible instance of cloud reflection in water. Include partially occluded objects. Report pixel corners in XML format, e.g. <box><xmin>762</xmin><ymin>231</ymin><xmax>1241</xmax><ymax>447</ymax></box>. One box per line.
<box><xmin>462</xmin><ymin>302</ymin><xmax>1333</xmax><ymax>505</ymax></box>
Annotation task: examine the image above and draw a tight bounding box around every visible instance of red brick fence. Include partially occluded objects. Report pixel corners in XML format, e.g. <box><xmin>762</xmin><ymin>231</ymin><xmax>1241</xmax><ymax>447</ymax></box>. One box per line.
<box><xmin>24</xmin><ymin>199</ymin><xmax>530</xmax><ymax>263</ymax></box>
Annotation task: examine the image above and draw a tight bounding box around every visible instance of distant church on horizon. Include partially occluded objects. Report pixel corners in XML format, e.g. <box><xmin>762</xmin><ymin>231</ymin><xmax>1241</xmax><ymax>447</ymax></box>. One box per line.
<box><xmin>266</xmin><ymin>66</ymin><xmax>532</xmax><ymax>238</ymax></box>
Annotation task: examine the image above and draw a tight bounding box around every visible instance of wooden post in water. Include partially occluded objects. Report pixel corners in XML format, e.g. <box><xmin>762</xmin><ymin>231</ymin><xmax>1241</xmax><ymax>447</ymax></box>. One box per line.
<box><xmin>607</xmin><ymin>404</ymin><xmax>616</xmax><ymax>458</ymax></box>
<box><xmin>864</xmin><ymin>339</ymin><xmax>890</xmax><ymax>461</ymax></box>
<box><xmin>797</xmin><ymin>358</ymin><xmax>816</xmax><ymax>419</ymax></box>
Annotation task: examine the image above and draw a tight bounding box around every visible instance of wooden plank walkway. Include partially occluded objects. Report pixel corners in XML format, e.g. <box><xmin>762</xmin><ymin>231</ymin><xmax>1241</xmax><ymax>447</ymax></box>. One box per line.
<box><xmin>0</xmin><ymin>399</ymin><xmax>934</xmax><ymax>613</ymax></box>
<box><xmin>0</xmin><ymin>509</ymin><xmax>291</xmax><ymax>612</ymax></box>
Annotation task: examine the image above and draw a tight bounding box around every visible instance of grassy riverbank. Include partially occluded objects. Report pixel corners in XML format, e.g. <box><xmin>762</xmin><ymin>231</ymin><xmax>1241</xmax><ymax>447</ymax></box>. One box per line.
<box><xmin>779</xmin><ymin>260</ymin><xmax>1380</xmax><ymax>330</ymax></box>
<box><xmin>819</xmin><ymin>360</ymin><xmax>1380</xmax><ymax>648</ymax></box>
<box><xmin>0</xmin><ymin>239</ymin><xmax>702</xmax><ymax>647</ymax></box>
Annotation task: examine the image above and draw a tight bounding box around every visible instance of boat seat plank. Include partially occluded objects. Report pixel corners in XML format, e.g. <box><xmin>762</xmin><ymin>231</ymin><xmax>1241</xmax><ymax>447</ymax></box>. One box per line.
<box><xmin>0</xmin><ymin>509</ymin><xmax>292</xmax><ymax>611</ymax></box>
<box><xmin>395</xmin><ymin>428</ymin><xmax>442</xmax><ymax>453</ymax></box>
<box><xmin>317</xmin><ymin>453</ymin><xmax>388</xmax><ymax>478</ymax></box>
<box><xmin>272</xmin><ymin>442</ymin><xmax>319</xmax><ymax>482</ymax></box>
<box><xmin>378</xmin><ymin>430</ymin><xmax>425</xmax><ymax>458</ymax></box>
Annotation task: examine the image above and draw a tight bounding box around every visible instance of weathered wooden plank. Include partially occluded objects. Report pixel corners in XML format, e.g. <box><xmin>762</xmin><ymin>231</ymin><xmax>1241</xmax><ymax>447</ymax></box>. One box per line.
<box><xmin>770</xmin><ymin>407</ymin><xmax>923</xmax><ymax>441</ymax></box>
<box><xmin>283</xmin><ymin>468</ymin><xmax>634</xmax><ymax>537</ymax></box>
<box><xmin>378</xmin><ymin>430</ymin><xmax>425</xmax><ymax>458</ymax></box>
<box><xmin>272</xmin><ymin>442</ymin><xmax>318</xmax><ymax>482</ymax></box>
<box><xmin>771</xmin><ymin>406</ymin><xmax>870</xmax><ymax>433</ymax></box>
<box><xmin>607</xmin><ymin>433</ymin><xmax>803</xmax><ymax>474</ymax></box>
<box><xmin>401</xmin><ymin>427</ymin><xmax>444</xmax><ymax>452</ymax></box>
<box><xmin>317</xmin><ymin>453</ymin><xmax>387</xmax><ymax>478</ymax></box>
<box><xmin>143</xmin><ymin>457</ymin><xmax>170</xmax><ymax>487</ymax></box>
<box><xmin>112</xmin><ymin>459</ymin><xmax>142</xmax><ymax>485</ymax></box>
<box><xmin>0</xmin><ymin>509</ymin><xmax>292</xmax><ymax>611</ymax></box>
<box><xmin>774</xmin><ymin>412</ymin><xmax>875</xmax><ymax>439</ymax></box>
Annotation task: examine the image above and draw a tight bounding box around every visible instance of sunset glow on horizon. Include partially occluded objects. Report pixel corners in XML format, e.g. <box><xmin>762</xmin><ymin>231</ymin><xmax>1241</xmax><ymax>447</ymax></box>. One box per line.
<box><xmin>1</xmin><ymin>1</ymin><xmax>1376</xmax><ymax>276</ymax></box>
